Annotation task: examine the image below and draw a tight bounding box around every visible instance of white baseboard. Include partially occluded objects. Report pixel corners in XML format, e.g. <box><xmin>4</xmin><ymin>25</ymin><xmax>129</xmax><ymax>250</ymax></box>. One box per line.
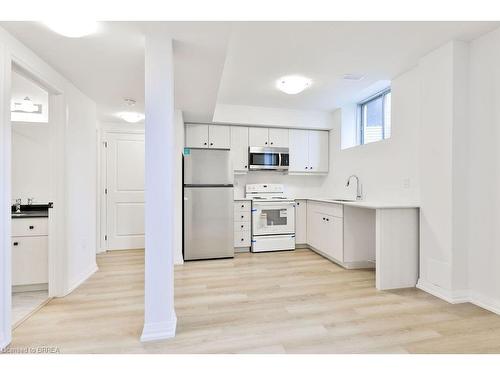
<box><xmin>140</xmin><ymin>314</ymin><xmax>177</xmax><ymax>342</ymax></box>
<box><xmin>470</xmin><ymin>292</ymin><xmax>500</xmax><ymax>315</ymax></box>
<box><xmin>416</xmin><ymin>279</ymin><xmax>469</xmax><ymax>304</ymax></box>
<box><xmin>65</xmin><ymin>263</ymin><xmax>98</xmax><ymax>296</ymax></box>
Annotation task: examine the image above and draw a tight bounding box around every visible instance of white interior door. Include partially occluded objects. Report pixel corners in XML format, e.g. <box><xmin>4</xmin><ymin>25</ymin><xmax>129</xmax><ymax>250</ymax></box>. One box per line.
<box><xmin>106</xmin><ymin>132</ymin><xmax>145</xmax><ymax>250</ymax></box>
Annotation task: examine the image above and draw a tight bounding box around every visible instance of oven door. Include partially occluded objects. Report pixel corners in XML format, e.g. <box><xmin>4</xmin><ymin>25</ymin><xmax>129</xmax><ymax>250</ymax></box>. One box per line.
<box><xmin>249</xmin><ymin>147</ymin><xmax>289</xmax><ymax>171</ymax></box>
<box><xmin>252</xmin><ymin>201</ymin><xmax>295</xmax><ymax>235</ymax></box>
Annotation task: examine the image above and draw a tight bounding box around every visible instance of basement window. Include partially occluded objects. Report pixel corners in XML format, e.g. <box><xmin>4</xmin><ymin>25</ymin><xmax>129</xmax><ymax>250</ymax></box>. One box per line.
<box><xmin>358</xmin><ymin>89</ymin><xmax>391</xmax><ymax>145</ymax></box>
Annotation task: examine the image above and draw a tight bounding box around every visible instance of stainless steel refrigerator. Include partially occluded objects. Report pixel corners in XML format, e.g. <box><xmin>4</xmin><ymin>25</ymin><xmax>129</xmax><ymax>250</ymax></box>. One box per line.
<box><xmin>183</xmin><ymin>149</ymin><xmax>234</xmax><ymax>260</ymax></box>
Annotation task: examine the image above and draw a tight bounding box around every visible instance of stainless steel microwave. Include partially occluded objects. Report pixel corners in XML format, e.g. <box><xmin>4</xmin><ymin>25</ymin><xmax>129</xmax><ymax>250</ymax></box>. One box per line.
<box><xmin>248</xmin><ymin>147</ymin><xmax>289</xmax><ymax>171</ymax></box>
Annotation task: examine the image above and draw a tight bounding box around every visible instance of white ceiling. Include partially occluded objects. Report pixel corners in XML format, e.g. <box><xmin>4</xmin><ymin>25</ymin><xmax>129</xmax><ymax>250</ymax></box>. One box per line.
<box><xmin>217</xmin><ymin>21</ymin><xmax>500</xmax><ymax>111</ymax></box>
<box><xmin>1</xmin><ymin>21</ymin><xmax>499</xmax><ymax>124</ymax></box>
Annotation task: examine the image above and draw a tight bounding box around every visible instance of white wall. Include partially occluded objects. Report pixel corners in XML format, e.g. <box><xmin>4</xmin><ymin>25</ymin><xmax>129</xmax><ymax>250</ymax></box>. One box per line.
<box><xmin>213</xmin><ymin>103</ymin><xmax>334</xmax><ymax>130</ymax></box>
<box><xmin>466</xmin><ymin>27</ymin><xmax>500</xmax><ymax>313</ymax></box>
<box><xmin>11</xmin><ymin>122</ymin><xmax>50</xmax><ymax>204</ymax></box>
<box><xmin>0</xmin><ymin>27</ymin><xmax>97</xmax><ymax>348</ymax></box>
<box><xmin>234</xmin><ymin>172</ymin><xmax>326</xmax><ymax>199</ymax></box>
<box><xmin>174</xmin><ymin>110</ymin><xmax>184</xmax><ymax>265</ymax></box>
<box><xmin>321</xmin><ymin>68</ymin><xmax>420</xmax><ymax>203</ymax></box>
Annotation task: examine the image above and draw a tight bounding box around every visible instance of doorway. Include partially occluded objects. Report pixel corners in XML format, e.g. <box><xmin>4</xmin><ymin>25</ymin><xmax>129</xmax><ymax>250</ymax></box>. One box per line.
<box><xmin>100</xmin><ymin>127</ymin><xmax>145</xmax><ymax>252</ymax></box>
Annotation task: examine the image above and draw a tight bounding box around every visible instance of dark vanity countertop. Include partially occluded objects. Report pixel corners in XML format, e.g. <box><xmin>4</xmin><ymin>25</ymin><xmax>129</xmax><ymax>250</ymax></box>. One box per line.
<box><xmin>11</xmin><ymin>203</ymin><xmax>53</xmax><ymax>219</ymax></box>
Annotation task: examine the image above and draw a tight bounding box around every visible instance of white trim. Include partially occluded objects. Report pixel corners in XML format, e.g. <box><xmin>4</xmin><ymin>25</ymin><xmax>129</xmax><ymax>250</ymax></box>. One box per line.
<box><xmin>140</xmin><ymin>314</ymin><xmax>177</xmax><ymax>342</ymax></box>
<box><xmin>66</xmin><ymin>263</ymin><xmax>98</xmax><ymax>296</ymax></box>
<box><xmin>470</xmin><ymin>292</ymin><xmax>500</xmax><ymax>315</ymax></box>
<box><xmin>0</xmin><ymin>43</ymin><xmax>12</xmax><ymax>351</ymax></box>
<box><xmin>416</xmin><ymin>279</ymin><xmax>469</xmax><ymax>304</ymax></box>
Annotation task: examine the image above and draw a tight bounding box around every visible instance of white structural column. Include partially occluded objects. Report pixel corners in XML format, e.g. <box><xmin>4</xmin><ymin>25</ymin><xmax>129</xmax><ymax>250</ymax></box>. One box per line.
<box><xmin>141</xmin><ymin>34</ymin><xmax>177</xmax><ymax>342</ymax></box>
<box><xmin>0</xmin><ymin>44</ymin><xmax>12</xmax><ymax>350</ymax></box>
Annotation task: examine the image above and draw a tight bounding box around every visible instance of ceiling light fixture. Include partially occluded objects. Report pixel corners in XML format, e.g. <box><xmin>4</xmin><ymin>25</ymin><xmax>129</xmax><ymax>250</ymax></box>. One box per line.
<box><xmin>276</xmin><ymin>75</ymin><xmax>312</xmax><ymax>95</ymax></box>
<box><xmin>117</xmin><ymin>111</ymin><xmax>145</xmax><ymax>123</ymax></box>
<box><xmin>11</xmin><ymin>97</ymin><xmax>40</xmax><ymax>113</ymax></box>
<box><xmin>43</xmin><ymin>20</ymin><xmax>99</xmax><ymax>38</ymax></box>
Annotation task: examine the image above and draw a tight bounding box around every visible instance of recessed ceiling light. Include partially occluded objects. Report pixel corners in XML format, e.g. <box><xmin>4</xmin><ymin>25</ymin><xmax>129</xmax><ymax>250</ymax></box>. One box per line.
<box><xmin>343</xmin><ymin>73</ymin><xmax>365</xmax><ymax>81</ymax></box>
<box><xmin>276</xmin><ymin>75</ymin><xmax>312</xmax><ymax>95</ymax></box>
<box><xmin>117</xmin><ymin>111</ymin><xmax>145</xmax><ymax>123</ymax></box>
<box><xmin>43</xmin><ymin>20</ymin><xmax>99</xmax><ymax>38</ymax></box>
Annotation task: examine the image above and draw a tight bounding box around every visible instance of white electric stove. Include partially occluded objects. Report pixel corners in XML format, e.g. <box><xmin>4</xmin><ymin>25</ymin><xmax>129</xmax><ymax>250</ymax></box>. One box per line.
<box><xmin>245</xmin><ymin>184</ymin><xmax>296</xmax><ymax>252</ymax></box>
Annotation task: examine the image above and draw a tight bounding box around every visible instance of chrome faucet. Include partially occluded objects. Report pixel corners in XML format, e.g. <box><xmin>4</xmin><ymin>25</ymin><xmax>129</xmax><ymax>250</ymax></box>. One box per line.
<box><xmin>346</xmin><ymin>175</ymin><xmax>362</xmax><ymax>200</ymax></box>
<box><xmin>15</xmin><ymin>198</ymin><xmax>22</xmax><ymax>213</ymax></box>
<box><xmin>27</xmin><ymin>197</ymin><xmax>34</xmax><ymax>205</ymax></box>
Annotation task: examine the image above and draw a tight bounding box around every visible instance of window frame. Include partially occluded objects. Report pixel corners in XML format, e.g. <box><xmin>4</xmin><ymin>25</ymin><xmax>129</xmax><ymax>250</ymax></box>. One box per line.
<box><xmin>357</xmin><ymin>88</ymin><xmax>391</xmax><ymax>145</ymax></box>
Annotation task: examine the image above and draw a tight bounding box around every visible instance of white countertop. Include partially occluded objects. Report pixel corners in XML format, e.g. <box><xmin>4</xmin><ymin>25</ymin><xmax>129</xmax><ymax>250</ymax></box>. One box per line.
<box><xmin>294</xmin><ymin>197</ymin><xmax>420</xmax><ymax>209</ymax></box>
<box><xmin>234</xmin><ymin>197</ymin><xmax>252</xmax><ymax>201</ymax></box>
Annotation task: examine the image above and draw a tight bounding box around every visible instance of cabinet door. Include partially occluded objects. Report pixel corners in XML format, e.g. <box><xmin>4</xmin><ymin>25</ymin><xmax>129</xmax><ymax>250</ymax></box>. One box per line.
<box><xmin>185</xmin><ymin>124</ymin><xmax>209</xmax><ymax>148</ymax></box>
<box><xmin>268</xmin><ymin>128</ymin><xmax>289</xmax><ymax>147</ymax></box>
<box><xmin>306</xmin><ymin>209</ymin><xmax>323</xmax><ymax>251</ymax></box>
<box><xmin>230</xmin><ymin>126</ymin><xmax>249</xmax><ymax>172</ymax></box>
<box><xmin>289</xmin><ymin>129</ymin><xmax>309</xmax><ymax>172</ymax></box>
<box><xmin>324</xmin><ymin>215</ymin><xmax>343</xmax><ymax>262</ymax></box>
<box><xmin>208</xmin><ymin>125</ymin><xmax>231</xmax><ymax>149</ymax></box>
<box><xmin>249</xmin><ymin>127</ymin><xmax>269</xmax><ymax>147</ymax></box>
<box><xmin>12</xmin><ymin>236</ymin><xmax>48</xmax><ymax>286</ymax></box>
<box><xmin>308</xmin><ymin>130</ymin><xmax>329</xmax><ymax>173</ymax></box>
<box><xmin>295</xmin><ymin>200</ymin><xmax>307</xmax><ymax>244</ymax></box>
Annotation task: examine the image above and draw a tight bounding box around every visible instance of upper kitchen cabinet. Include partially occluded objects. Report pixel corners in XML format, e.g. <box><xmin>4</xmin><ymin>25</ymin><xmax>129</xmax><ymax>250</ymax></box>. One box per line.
<box><xmin>249</xmin><ymin>127</ymin><xmax>289</xmax><ymax>148</ymax></box>
<box><xmin>268</xmin><ymin>128</ymin><xmax>289</xmax><ymax>147</ymax></box>
<box><xmin>185</xmin><ymin>124</ymin><xmax>231</xmax><ymax>149</ymax></box>
<box><xmin>289</xmin><ymin>129</ymin><xmax>329</xmax><ymax>173</ymax></box>
<box><xmin>230</xmin><ymin>126</ymin><xmax>249</xmax><ymax>173</ymax></box>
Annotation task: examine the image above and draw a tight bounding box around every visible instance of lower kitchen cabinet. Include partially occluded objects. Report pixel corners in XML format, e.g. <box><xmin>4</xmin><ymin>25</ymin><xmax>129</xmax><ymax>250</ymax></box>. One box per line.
<box><xmin>234</xmin><ymin>200</ymin><xmax>251</xmax><ymax>250</ymax></box>
<box><xmin>11</xmin><ymin>217</ymin><xmax>49</xmax><ymax>287</ymax></box>
<box><xmin>306</xmin><ymin>201</ymin><xmax>344</xmax><ymax>264</ymax></box>
<box><xmin>294</xmin><ymin>200</ymin><xmax>307</xmax><ymax>245</ymax></box>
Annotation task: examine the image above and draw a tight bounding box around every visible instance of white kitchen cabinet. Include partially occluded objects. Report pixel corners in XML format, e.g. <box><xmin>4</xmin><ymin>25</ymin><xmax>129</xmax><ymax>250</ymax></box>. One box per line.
<box><xmin>308</xmin><ymin>130</ymin><xmax>329</xmax><ymax>172</ymax></box>
<box><xmin>185</xmin><ymin>124</ymin><xmax>209</xmax><ymax>148</ymax></box>
<box><xmin>306</xmin><ymin>201</ymin><xmax>343</xmax><ymax>264</ymax></box>
<box><xmin>249</xmin><ymin>127</ymin><xmax>289</xmax><ymax>148</ymax></box>
<box><xmin>185</xmin><ymin>124</ymin><xmax>230</xmax><ymax>149</ymax></box>
<box><xmin>230</xmin><ymin>126</ymin><xmax>249</xmax><ymax>173</ymax></box>
<box><xmin>289</xmin><ymin>129</ymin><xmax>329</xmax><ymax>173</ymax></box>
<box><xmin>268</xmin><ymin>128</ymin><xmax>289</xmax><ymax>147</ymax></box>
<box><xmin>289</xmin><ymin>129</ymin><xmax>309</xmax><ymax>172</ymax></box>
<box><xmin>295</xmin><ymin>199</ymin><xmax>307</xmax><ymax>245</ymax></box>
<box><xmin>234</xmin><ymin>200</ymin><xmax>251</xmax><ymax>250</ymax></box>
<box><xmin>249</xmin><ymin>127</ymin><xmax>269</xmax><ymax>147</ymax></box>
<box><xmin>208</xmin><ymin>125</ymin><xmax>230</xmax><ymax>149</ymax></box>
<box><xmin>12</xmin><ymin>217</ymin><xmax>49</xmax><ymax>287</ymax></box>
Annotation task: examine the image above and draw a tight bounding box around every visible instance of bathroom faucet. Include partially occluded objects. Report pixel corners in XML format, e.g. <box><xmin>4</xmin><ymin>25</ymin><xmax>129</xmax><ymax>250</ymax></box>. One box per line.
<box><xmin>15</xmin><ymin>198</ymin><xmax>22</xmax><ymax>213</ymax></box>
<box><xmin>346</xmin><ymin>175</ymin><xmax>362</xmax><ymax>200</ymax></box>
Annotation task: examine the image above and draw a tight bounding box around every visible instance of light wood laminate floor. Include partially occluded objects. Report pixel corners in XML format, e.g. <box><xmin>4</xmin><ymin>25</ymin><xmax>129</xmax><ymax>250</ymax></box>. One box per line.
<box><xmin>9</xmin><ymin>249</ymin><xmax>500</xmax><ymax>353</ymax></box>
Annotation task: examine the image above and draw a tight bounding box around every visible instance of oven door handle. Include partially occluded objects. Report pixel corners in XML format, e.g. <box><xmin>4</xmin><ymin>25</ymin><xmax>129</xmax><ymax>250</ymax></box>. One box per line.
<box><xmin>278</xmin><ymin>152</ymin><xmax>282</xmax><ymax>167</ymax></box>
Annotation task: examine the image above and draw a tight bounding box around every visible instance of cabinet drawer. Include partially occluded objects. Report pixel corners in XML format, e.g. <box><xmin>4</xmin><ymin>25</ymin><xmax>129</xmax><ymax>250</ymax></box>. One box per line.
<box><xmin>234</xmin><ymin>221</ymin><xmax>250</xmax><ymax>232</ymax></box>
<box><xmin>12</xmin><ymin>236</ymin><xmax>48</xmax><ymax>286</ymax></box>
<box><xmin>234</xmin><ymin>201</ymin><xmax>251</xmax><ymax>212</ymax></box>
<box><xmin>234</xmin><ymin>211</ymin><xmax>251</xmax><ymax>222</ymax></box>
<box><xmin>234</xmin><ymin>231</ymin><xmax>251</xmax><ymax>247</ymax></box>
<box><xmin>308</xmin><ymin>201</ymin><xmax>343</xmax><ymax>218</ymax></box>
<box><xmin>12</xmin><ymin>218</ymin><xmax>48</xmax><ymax>237</ymax></box>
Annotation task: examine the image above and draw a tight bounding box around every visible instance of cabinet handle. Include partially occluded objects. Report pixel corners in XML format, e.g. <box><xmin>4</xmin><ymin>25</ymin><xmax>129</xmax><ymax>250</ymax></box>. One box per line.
<box><xmin>270</xmin><ymin>142</ymin><xmax>273</xmax><ymax>145</ymax></box>
<box><xmin>326</xmin><ymin>218</ymin><xmax>329</xmax><ymax>222</ymax></box>
<box><xmin>241</xmin><ymin>204</ymin><xmax>244</xmax><ymax>208</ymax></box>
<box><xmin>241</xmin><ymin>225</ymin><xmax>244</xmax><ymax>228</ymax></box>
<box><xmin>241</xmin><ymin>215</ymin><xmax>244</xmax><ymax>219</ymax></box>
<box><xmin>310</xmin><ymin>167</ymin><xmax>313</xmax><ymax>170</ymax></box>
<box><xmin>322</xmin><ymin>217</ymin><xmax>325</xmax><ymax>221</ymax></box>
<box><xmin>204</xmin><ymin>142</ymin><xmax>207</xmax><ymax>146</ymax></box>
<box><xmin>29</xmin><ymin>225</ymin><xmax>34</xmax><ymax>230</ymax></box>
<box><xmin>297</xmin><ymin>202</ymin><xmax>300</xmax><ymax>206</ymax></box>
<box><xmin>210</xmin><ymin>143</ymin><xmax>214</xmax><ymax>146</ymax></box>
<box><xmin>244</xmin><ymin>165</ymin><xmax>248</xmax><ymax>169</ymax></box>
<box><xmin>265</xmin><ymin>142</ymin><xmax>268</xmax><ymax>145</ymax></box>
<box><xmin>241</xmin><ymin>238</ymin><xmax>244</xmax><ymax>241</ymax></box>
<box><xmin>13</xmin><ymin>242</ymin><xmax>19</xmax><ymax>246</ymax></box>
